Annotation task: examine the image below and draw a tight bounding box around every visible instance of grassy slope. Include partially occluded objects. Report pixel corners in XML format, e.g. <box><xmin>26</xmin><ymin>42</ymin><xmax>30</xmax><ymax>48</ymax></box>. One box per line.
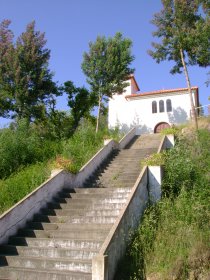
<box><xmin>115</xmin><ymin>126</ymin><xmax>210</xmax><ymax>280</ymax></box>
<box><xmin>0</xmin><ymin>121</ymin><xmax>123</xmax><ymax>215</ymax></box>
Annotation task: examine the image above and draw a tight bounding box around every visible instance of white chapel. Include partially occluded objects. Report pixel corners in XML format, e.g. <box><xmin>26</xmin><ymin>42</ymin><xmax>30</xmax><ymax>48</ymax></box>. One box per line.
<box><xmin>108</xmin><ymin>75</ymin><xmax>199</xmax><ymax>134</ymax></box>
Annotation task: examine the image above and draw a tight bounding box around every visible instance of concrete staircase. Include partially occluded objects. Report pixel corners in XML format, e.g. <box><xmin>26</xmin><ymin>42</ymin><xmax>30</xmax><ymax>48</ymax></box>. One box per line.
<box><xmin>84</xmin><ymin>133</ymin><xmax>162</xmax><ymax>188</ymax></box>
<box><xmin>0</xmin><ymin>133</ymin><xmax>162</xmax><ymax>280</ymax></box>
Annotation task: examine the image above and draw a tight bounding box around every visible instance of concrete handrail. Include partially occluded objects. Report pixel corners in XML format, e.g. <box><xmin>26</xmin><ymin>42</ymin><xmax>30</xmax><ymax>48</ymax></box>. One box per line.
<box><xmin>72</xmin><ymin>139</ymin><xmax>118</xmax><ymax>187</ymax></box>
<box><xmin>0</xmin><ymin>170</ymin><xmax>74</xmax><ymax>244</ymax></box>
<box><xmin>118</xmin><ymin>127</ymin><xmax>136</xmax><ymax>149</ymax></box>
<box><xmin>158</xmin><ymin>134</ymin><xmax>175</xmax><ymax>153</ymax></box>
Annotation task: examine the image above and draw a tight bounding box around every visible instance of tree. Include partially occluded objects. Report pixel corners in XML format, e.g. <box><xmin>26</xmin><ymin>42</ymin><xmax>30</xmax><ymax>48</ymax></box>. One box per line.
<box><xmin>0</xmin><ymin>19</ymin><xmax>14</xmax><ymax>118</ymax></box>
<box><xmin>82</xmin><ymin>32</ymin><xmax>134</xmax><ymax>132</ymax></box>
<box><xmin>148</xmin><ymin>0</ymin><xmax>210</xmax><ymax>130</ymax></box>
<box><xmin>0</xmin><ymin>20</ymin><xmax>59</xmax><ymax>121</ymax></box>
<box><xmin>63</xmin><ymin>81</ymin><xmax>95</xmax><ymax>131</ymax></box>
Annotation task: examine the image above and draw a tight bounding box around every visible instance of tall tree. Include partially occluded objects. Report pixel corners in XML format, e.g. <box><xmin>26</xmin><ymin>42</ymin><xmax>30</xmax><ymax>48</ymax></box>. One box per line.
<box><xmin>0</xmin><ymin>20</ymin><xmax>59</xmax><ymax>121</ymax></box>
<box><xmin>63</xmin><ymin>81</ymin><xmax>95</xmax><ymax>131</ymax></box>
<box><xmin>82</xmin><ymin>32</ymin><xmax>134</xmax><ymax>132</ymax></box>
<box><xmin>148</xmin><ymin>0</ymin><xmax>210</xmax><ymax>130</ymax></box>
<box><xmin>0</xmin><ymin>19</ymin><xmax>14</xmax><ymax>117</ymax></box>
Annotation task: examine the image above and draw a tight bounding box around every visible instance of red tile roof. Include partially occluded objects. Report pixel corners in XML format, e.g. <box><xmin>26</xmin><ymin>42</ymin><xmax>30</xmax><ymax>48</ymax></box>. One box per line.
<box><xmin>125</xmin><ymin>86</ymin><xmax>198</xmax><ymax>99</ymax></box>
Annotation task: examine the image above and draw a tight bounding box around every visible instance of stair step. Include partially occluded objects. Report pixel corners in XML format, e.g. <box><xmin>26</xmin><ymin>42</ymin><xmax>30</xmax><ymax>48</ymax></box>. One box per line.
<box><xmin>43</xmin><ymin>201</ymin><xmax>126</xmax><ymax>210</ymax></box>
<box><xmin>9</xmin><ymin>237</ymin><xmax>103</xmax><ymax>250</ymax></box>
<box><xmin>84</xmin><ymin>182</ymin><xmax>135</xmax><ymax>188</ymax></box>
<box><xmin>17</xmin><ymin>229</ymin><xmax>108</xmax><ymax>240</ymax></box>
<box><xmin>68</xmin><ymin>187</ymin><xmax>132</xmax><ymax>193</ymax></box>
<box><xmin>68</xmin><ymin>193</ymin><xmax>130</xmax><ymax>199</ymax></box>
<box><xmin>41</xmin><ymin>208</ymin><xmax>122</xmax><ymax>217</ymax></box>
<box><xmin>0</xmin><ymin>255</ymin><xmax>92</xmax><ymax>273</ymax></box>
<box><xmin>0</xmin><ymin>245</ymin><xmax>98</xmax><ymax>260</ymax></box>
<box><xmin>96</xmin><ymin>177</ymin><xmax>137</xmax><ymax>184</ymax></box>
<box><xmin>0</xmin><ymin>267</ymin><xmax>91</xmax><ymax>280</ymax></box>
<box><xmin>33</xmin><ymin>214</ymin><xmax>117</xmax><ymax>224</ymax></box>
<box><xmin>53</xmin><ymin>197</ymin><xmax>128</xmax><ymax>204</ymax></box>
<box><xmin>27</xmin><ymin>222</ymin><xmax>112</xmax><ymax>231</ymax></box>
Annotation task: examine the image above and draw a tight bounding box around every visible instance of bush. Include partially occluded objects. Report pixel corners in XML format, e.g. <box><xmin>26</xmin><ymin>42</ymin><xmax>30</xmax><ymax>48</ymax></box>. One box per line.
<box><xmin>141</xmin><ymin>152</ymin><xmax>166</xmax><ymax>167</ymax></box>
<box><xmin>160</xmin><ymin>125</ymin><xmax>180</xmax><ymax>136</ymax></box>
<box><xmin>0</xmin><ymin>119</ymin><xmax>61</xmax><ymax>179</ymax></box>
<box><xmin>61</xmin><ymin>119</ymin><xmax>105</xmax><ymax>172</ymax></box>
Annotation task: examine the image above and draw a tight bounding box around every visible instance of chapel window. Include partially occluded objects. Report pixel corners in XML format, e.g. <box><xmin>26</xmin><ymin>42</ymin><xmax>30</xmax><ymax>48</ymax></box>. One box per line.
<box><xmin>159</xmin><ymin>100</ymin><xmax>165</xmax><ymax>113</ymax></box>
<box><xmin>166</xmin><ymin>99</ymin><xmax>172</xmax><ymax>112</ymax></box>
<box><xmin>152</xmin><ymin>101</ymin><xmax>157</xmax><ymax>113</ymax></box>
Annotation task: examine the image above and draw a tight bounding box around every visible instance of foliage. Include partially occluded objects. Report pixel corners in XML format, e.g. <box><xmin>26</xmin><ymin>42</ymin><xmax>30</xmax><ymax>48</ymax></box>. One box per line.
<box><xmin>115</xmin><ymin>128</ymin><xmax>210</xmax><ymax>280</ymax></box>
<box><xmin>149</xmin><ymin>0</ymin><xmax>210</xmax><ymax>74</ymax></box>
<box><xmin>61</xmin><ymin>119</ymin><xmax>105</xmax><ymax>172</ymax></box>
<box><xmin>162</xmin><ymin>129</ymin><xmax>210</xmax><ymax>197</ymax></box>
<box><xmin>0</xmin><ymin>162</ymin><xmax>50</xmax><ymax>214</ymax></box>
<box><xmin>0</xmin><ymin>20</ymin><xmax>59</xmax><ymax>121</ymax></box>
<box><xmin>160</xmin><ymin>125</ymin><xmax>180</xmax><ymax>135</ymax></box>
<box><xmin>141</xmin><ymin>152</ymin><xmax>166</xmax><ymax>167</ymax></box>
<box><xmin>148</xmin><ymin>0</ymin><xmax>210</xmax><ymax>129</ymax></box>
<box><xmin>34</xmin><ymin>110</ymin><xmax>74</xmax><ymax>140</ymax></box>
<box><xmin>82</xmin><ymin>32</ymin><xmax>134</xmax><ymax>132</ymax></box>
<box><xmin>52</xmin><ymin>156</ymin><xmax>78</xmax><ymax>174</ymax></box>
<box><xmin>63</xmin><ymin>81</ymin><xmax>95</xmax><ymax>132</ymax></box>
<box><xmin>0</xmin><ymin>119</ymin><xmax>61</xmax><ymax>179</ymax></box>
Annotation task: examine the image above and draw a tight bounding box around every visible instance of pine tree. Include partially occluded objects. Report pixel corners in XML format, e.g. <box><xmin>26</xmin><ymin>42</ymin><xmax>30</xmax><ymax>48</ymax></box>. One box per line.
<box><xmin>0</xmin><ymin>20</ymin><xmax>59</xmax><ymax>121</ymax></box>
<box><xmin>0</xmin><ymin>19</ymin><xmax>14</xmax><ymax>117</ymax></box>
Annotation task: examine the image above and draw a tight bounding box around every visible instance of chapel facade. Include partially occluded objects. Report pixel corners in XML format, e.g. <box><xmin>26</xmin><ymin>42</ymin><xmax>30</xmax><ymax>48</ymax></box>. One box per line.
<box><xmin>108</xmin><ymin>75</ymin><xmax>199</xmax><ymax>134</ymax></box>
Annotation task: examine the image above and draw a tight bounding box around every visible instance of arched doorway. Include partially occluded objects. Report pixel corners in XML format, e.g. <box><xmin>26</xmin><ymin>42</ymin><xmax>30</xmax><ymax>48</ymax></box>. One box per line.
<box><xmin>154</xmin><ymin>122</ymin><xmax>170</xmax><ymax>133</ymax></box>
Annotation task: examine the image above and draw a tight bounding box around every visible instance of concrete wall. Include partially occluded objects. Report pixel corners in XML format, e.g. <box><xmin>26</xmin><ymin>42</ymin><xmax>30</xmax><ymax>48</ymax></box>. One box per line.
<box><xmin>118</xmin><ymin>127</ymin><xmax>136</xmax><ymax>149</ymax></box>
<box><xmin>148</xmin><ymin>166</ymin><xmax>163</xmax><ymax>203</ymax></box>
<box><xmin>158</xmin><ymin>134</ymin><xmax>175</xmax><ymax>152</ymax></box>
<box><xmin>0</xmin><ymin>171</ymin><xmax>74</xmax><ymax>244</ymax></box>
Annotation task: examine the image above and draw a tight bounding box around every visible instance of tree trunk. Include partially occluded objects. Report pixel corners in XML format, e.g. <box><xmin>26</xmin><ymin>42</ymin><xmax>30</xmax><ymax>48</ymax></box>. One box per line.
<box><xmin>180</xmin><ymin>48</ymin><xmax>198</xmax><ymax>130</ymax></box>
<box><xmin>96</xmin><ymin>93</ymin><xmax>102</xmax><ymax>133</ymax></box>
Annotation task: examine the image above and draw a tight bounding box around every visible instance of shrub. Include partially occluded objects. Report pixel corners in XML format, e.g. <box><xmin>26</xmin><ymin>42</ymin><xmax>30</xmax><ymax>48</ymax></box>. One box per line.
<box><xmin>0</xmin><ymin>119</ymin><xmax>61</xmax><ymax>179</ymax></box>
<box><xmin>160</xmin><ymin>125</ymin><xmax>180</xmax><ymax>136</ymax></box>
<box><xmin>141</xmin><ymin>152</ymin><xmax>166</xmax><ymax>167</ymax></box>
<box><xmin>61</xmin><ymin>119</ymin><xmax>105</xmax><ymax>172</ymax></box>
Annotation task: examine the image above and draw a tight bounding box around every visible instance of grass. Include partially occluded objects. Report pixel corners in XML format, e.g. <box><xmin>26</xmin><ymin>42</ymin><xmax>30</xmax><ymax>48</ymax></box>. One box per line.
<box><xmin>0</xmin><ymin>162</ymin><xmax>50</xmax><ymax>215</ymax></box>
<box><xmin>0</xmin><ymin>119</ymin><xmax>123</xmax><ymax>214</ymax></box>
<box><xmin>114</xmin><ymin>128</ymin><xmax>210</xmax><ymax>280</ymax></box>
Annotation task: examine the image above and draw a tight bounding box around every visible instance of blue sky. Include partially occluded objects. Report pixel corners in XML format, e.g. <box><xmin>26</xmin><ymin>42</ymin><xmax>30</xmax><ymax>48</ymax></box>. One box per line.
<box><xmin>0</xmin><ymin>0</ymin><xmax>209</xmax><ymax>126</ymax></box>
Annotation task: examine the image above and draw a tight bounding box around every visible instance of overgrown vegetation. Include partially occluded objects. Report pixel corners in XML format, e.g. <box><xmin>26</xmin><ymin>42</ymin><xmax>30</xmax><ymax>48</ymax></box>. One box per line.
<box><xmin>141</xmin><ymin>152</ymin><xmax>166</xmax><ymax>167</ymax></box>
<box><xmin>0</xmin><ymin>162</ymin><xmax>50</xmax><ymax>214</ymax></box>
<box><xmin>0</xmin><ymin>118</ymin><xmax>123</xmax><ymax>214</ymax></box>
<box><xmin>0</xmin><ymin>119</ymin><xmax>61</xmax><ymax>179</ymax></box>
<box><xmin>115</xmin><ymin>128</ymin><xmax>210</xmax><ymax>280</ymax></box>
